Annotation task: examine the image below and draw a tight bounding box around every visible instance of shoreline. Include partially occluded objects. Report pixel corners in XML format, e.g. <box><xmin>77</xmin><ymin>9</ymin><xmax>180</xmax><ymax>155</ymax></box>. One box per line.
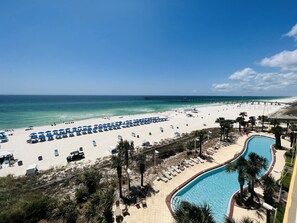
<box><xmin>0</xmin><ymin>97</ymin><xmax>296</xmax><ymax>177</ymax></box>
<box><xmin>0</xmin><ymin>96</ymin><xmax>293</xmax><ymax>131</ymax></box>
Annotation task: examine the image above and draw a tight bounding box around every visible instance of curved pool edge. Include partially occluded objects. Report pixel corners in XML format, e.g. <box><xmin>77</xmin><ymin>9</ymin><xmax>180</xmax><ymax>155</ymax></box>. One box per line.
<box><xmin>165</xmin><ymin>134</ymin><xmax>276</xmax><ymax>218</ymax></box>
<box><xmin>227</xmin><ymin>142</ymin><xmax>276</xmax><ymax>219</ymax></box>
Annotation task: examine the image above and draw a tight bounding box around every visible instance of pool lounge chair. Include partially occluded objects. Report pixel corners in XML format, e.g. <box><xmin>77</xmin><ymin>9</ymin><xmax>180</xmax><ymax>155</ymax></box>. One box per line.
<box><xmin>172</xmin><ymin>166</ymin><xmax>181</xmax><ymax>173</ymax></box>
<box><xmin>197</xmin><ymin>157</ymin><xmax>205</xmax><ymax>163</ymax></box>
<box><xmin>151</xmin><ymin>185</ymin><xmax>159</xmax><ymax>193</ymax></box>
<box><xmin>186</xmin><ymin>159</ymin><xmax>194</xmax><ymax>166</ymax></box>
<box><xmin>190</xmin><ymin>158</ymin><xmax>199</xmax><ymax>164</ymax></box>
<box><xmin>177</xmin><ymin>164</ymin><xmax>185</xmax><ymax>171</ymax></box>
<box><xmin>208</xmin><ymin>148</ymin><xmax>217</xmax><ymax>153</ymax></box>
<box><xmin>167</xmin><ymin>168</ymin><xmax>177</xmax><ymax>176</ymax></box>
<box><xmin>161</xmin><ymin>170</ymin><xmax>172</xmax><ymax>180</ymax></box>
<box><xmin>157</xmin><ymin>174</ymin><xmax>168</xmax><ymax>183</ymax></box>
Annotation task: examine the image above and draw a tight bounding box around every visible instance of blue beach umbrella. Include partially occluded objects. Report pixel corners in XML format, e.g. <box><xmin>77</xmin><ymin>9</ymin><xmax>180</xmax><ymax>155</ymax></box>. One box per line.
<box><xmin>45</xmin><ymin>130</ymin><xmax>51</xmax><ymax>134</ymax></box>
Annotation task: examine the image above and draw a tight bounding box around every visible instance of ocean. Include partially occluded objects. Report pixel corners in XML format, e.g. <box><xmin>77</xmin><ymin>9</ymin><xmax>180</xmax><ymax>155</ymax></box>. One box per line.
<box><xmin>0</xmin><ymin>95</ymin><xmax>284</xmax><ymax>130</ymax></box>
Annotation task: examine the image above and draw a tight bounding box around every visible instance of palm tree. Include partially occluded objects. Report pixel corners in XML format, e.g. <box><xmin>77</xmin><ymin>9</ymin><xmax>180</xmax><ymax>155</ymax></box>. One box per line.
<box><xmin>246</xmin><ymin>152</ymin><xmax>268</xmax><ymax>204</ymax></box>
<box><xmin>123</xmin><ymin>140</ymin><xmax>130</xmax><ymax>168</ymax></box>
<box><xmin>215</xmin><ymin>117</ymin><xmax>225</xmax><ymax>141</ymax></box>
<box><xmin>257</xmin><ymin>115</ymin><xmax>268</xmax><ymax>132</ymax></box>
<box><xmin>112</xmin><ymin>155</ymin><xmax>123</xmax><ymax>198</ymax></box>
<box><xmin>174</xmin><ymin>201</ymin><xmax>215</xmax><ymax>223</ymax></box>
<box><xmin>138</xmin><ymin>154</ymin><xmax>146</xmax><ymax>186</ymax></box>
<box><xmin>225</xmin><ymin>157</ymin><xmax>247</xmax><ymax>203</ymax></box>
<box><xmin>239</xmin><ymin>112</ymin><xmax>247</xmax><ymax>120</ymax></box>
<box><xmin>224</xmin><ymin>120</ymin><xmax>234</xmax><ymax>141</ymax></box>
<box><xmin>261</xmin><ymin>174</ymin><xmax>276</xmax><ymax>223</ymax></box>
<box><xmin>248</xmin><ymin>116</ymin><xmax>256</xmax><ymax>131</ymax></box>
<box><xmin>224</xmin><ymin>216</ymin><xmax>256</xmax><ymax>223</ymax></box>
<box><xmin>236</xmin><ymin>116</ymin><xmax>244</xmax><ymax>132</ymax></box>
<box><xmin>83</xmin><ymin>170</ymin><xmax>102</xmax><ymax>194</ymax></box>
<box><xmin>271</xmin><ymin>125</ymin><xmax>283</xmax><ymax>149</ymax></box>
<box><xmin>196</xmin><ymin>130</ymin><xmax>207</xmax><ymax>156</ymax></box>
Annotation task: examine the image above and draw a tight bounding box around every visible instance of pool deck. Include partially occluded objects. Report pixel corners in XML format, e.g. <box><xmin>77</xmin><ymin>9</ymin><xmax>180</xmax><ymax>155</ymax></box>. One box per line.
<box><xmin>120</xmin><ymin>133</ymin><xmax>287</xmax><ymax>223</ymax></box>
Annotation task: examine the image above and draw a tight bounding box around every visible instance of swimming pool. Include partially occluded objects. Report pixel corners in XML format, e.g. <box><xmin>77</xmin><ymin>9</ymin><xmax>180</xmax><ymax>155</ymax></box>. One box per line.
<box><xmin>170</xmin><ymin>136</ymin><xmax>274</xmax><ymax>222</ymax></box>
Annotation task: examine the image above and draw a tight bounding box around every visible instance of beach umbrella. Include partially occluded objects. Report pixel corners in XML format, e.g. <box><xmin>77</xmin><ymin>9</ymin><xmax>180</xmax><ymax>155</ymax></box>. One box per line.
<box><xmin>78</xmin><ymin>126</ymin><xmax>82</xmax><ymax>129</ymax></box>
<box><xmin>65</xmin><ymin>128</ymin><xmax>70</xmax><ymax>131</ymax></box>
<box><xmin>30</xmin><ymin>133</ymin><xmax>37</xmax><ymax>137</ymax></box>
<box><xmin>38</xmin><ymin>132</ymin><xmax>44</xmax><ymax>135</ymax></box>
<box><xmin>31</xmin><ymin>135</ymin><xmax>38</xmax><ymax>139</ymax></box>
<box><xmin>45</xmin><ymin>130</ymin><xmax>51</xmax><ymax>134</ymax></box>
<box><xmin>88</xmin><ymin>125</ymin><xmax>92</xmax><ymax>128</ymax></box>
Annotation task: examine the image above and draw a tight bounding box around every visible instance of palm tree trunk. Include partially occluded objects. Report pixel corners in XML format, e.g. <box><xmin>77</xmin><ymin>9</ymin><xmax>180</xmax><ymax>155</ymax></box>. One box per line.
<box><xmin>119</xmin><ymin>177</ymin><xmax>122</xmax><ymax>198</ymax></box>
<box><xmin>199</xmin><ymin>142</ymin><xmax>202</xmax><ymax>156</ymax></box>
<box><xmin>240</xmin><ymin>184</ymin><xmax>244</xmax><ymax>203</ymax></box>
<box><xmin>266</xmin><ymin>209</ymin><xmax>271</xmax><ymax>223</ymax></box>
<box><xmin>141</xmin><ymin>173</ymin><xmax>144</xmax><ymax>186</ymax></box>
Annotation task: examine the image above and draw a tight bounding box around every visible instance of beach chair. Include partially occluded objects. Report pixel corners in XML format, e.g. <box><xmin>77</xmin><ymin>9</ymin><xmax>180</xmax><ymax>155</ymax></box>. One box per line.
<box><xmin>151</xmin><ymin>185</ymin><xmax>159</xmax><ymax>193</ymax></box>
<box><xmin>186</xmin><ymin>159</ymin><xmax>194</xmax><ymax>166</ymax></box>
<box><xmin>161</xmin><ymin>170</ymin><xmax>172</xmax><ymax>180</ymax></box>
<box><xmin>208</xmin><ymin>147</ymin><xmax>217</xmax><ymax>153</ymax></box>
<box><xmin>167</xmin><ymin>168</ymin><xmax>177</xmax><ymax>176</ymax></box>
<box><xmin>177</xmin><ymin>164</ymin><xmax>185</xmax><ymax>171</ymax></box>
<box><xmin>172</xmin><ymin>166</ymin><xmax>181</xmax><ymax>173</ymax></box>
<box><xmin>157</xmin><ymin>174</ymin><xmax>168</xmax><ymax>183</ymax></box>
<box><xmin>197</xmin><ymin>157</ymin><xmax>205</xmax><ymax>163</ymax></box>
<box><xmin>190</xmin><ymin>158</ymin><xmax>199</xmax><ymax>164</ymax></box>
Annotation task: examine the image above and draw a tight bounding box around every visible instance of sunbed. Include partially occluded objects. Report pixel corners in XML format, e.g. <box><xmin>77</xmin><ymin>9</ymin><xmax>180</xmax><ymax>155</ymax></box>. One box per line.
<box><xmin>172</xmin><ymin>166</ymin><xmax>181</xmax><ymax>173</ymax></box>
<box><xmin>157</xmin><ymin>174</ymin><xmax>168</xmax><ymax>182</ymax></box>
<box><xmin>161</xmin><ymin>170</ymin><xmax>172</xmax><ymax>180</ymax></box>
<box><xmin>197</xmin><ymin>157</ymin><xmax>205</xmax><ymax>163</ymax></box>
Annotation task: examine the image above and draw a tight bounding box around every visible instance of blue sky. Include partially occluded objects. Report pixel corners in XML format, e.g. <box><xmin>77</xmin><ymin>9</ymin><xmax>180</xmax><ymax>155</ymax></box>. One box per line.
<box><xmin>0</xmin><ymin>0</ymin><xmax>297</xmax><ymax>96</ymax></box>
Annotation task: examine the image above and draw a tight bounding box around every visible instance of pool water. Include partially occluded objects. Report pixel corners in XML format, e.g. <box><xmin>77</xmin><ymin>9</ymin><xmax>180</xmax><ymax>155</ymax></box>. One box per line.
<box><xmin>171</xmin><ymin>136</ymin><xmax>274</xmax><ymax>222</ymax></box>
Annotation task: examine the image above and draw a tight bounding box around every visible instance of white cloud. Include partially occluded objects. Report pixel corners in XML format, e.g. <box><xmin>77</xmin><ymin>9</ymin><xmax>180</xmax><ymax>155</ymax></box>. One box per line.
<box><xmin>229</xmin><ymin>67</ymin><xmax>256</xmax><ymax>81</ymax></box>
<box><xmin>212</xmin><ymin>83</ymin><xmax>233</xmax><ymax>91</ymax></box>
<box><xmin>285</xmin><ymin>23</ymin><xmax>297</xmax><ymax>40</ymax></box>
<box><xmin>212</xmin><ymin>69</ymin><xmax>297</xmax><ymax>93</ymax></box>
<box><xmin>260</xmin><ymin>49</ymin><xmax>297</xmax><ymax>71</ymax></box>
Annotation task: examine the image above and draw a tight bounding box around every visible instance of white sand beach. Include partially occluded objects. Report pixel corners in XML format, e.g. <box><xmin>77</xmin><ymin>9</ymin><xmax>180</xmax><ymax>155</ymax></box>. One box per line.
<box><xmin>0</xmin><ymin>97</ymin><xmax>296</xmax><ymax>177</ymax></box>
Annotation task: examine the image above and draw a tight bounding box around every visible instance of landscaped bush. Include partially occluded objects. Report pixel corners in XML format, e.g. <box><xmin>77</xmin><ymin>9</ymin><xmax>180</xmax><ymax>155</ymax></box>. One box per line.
<box><xmin>75</xmin><ymin>185</ymin><xmax>89</xmax><ymax>203</ymax></box>
<box><xmin>175</xmin><ymin>143</ymin><xmax>185</xmax><ymax>153</ymax></box>
<box><xmin>282</xmin><ymin>173</ymin><xmax>292</xmax><ymax>192</ymax></box>
<box><xmin>158</xmin><ymin>150</ymin><xmax>176</xmax><ymax>159</ymax></box>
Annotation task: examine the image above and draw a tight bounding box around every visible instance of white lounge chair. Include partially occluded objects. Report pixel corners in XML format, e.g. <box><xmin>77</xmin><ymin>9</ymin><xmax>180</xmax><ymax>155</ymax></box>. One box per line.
<box><xmin>151</xmin><ymin>185</ymin><xmax>159</xmax><ymax>193</ymax></box>
<box><xmin>197</xmin><ymin>157</ymin><xmax>205</xmax><ymax>163</ymax></box>
<box><xmin>172</xmin><ymin>166</ymin><xmax>181</xmax><ymax>173</ymax></box>
<box><xmin>168</xmin><ymin>168</ymin><xmax>177</xmax><ymax>176</ymax></box>
<box><xmin>162</xmin><ymin>170</ymin><xmax>172</xmax><ymax>180</ymax></box>
<box><xmin>208</xmin><ymin>147</ymin><xmax>217</xmax><ymax>153</ymax></box>
<box><xmin>190</xmin><ymin>158</ymin><xmax>199</xmax><ymax>164</ymax></box>
<box><xmin>158</xmin><ymin>174</ymin><xmax>168</xmax><ymax>182</ymax></box>
<box><xmin>186</xmin><ymin>159</ymin><xmax>194</xmax><ymax>166</ymax></box>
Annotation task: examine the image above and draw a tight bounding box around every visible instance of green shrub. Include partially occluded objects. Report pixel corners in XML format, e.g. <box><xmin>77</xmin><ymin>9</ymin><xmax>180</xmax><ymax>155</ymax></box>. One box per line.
<box><xmin>75</xmin><ymin>186</ymin><xmax>89</xmax><ymax>203</ymax></box>
<box><xmin>175</xmin><ymin>143</ymin><xmax>185</xmax><ymax>153</ymax></box>
<box><xmin>186</xmin><ymin>141</ymin><xmax>195</xmax><ymax>150</ymax></box>
<box><xmin>159</xmin><ymin>150</ymin><xmax>176</xmax><ymax>159</ymax></box>
<box><xmin>282</xmin><ymin>173</ymin><xmax>292</xmax><ymax>192</ymax></box>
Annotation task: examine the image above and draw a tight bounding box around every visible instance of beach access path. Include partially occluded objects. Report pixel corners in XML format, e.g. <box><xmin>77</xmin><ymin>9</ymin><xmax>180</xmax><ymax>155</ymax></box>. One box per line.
<box><xmin>0</xmin><ymin>97</ymin><xmax>295</xmax><ymax>176</ymax></box>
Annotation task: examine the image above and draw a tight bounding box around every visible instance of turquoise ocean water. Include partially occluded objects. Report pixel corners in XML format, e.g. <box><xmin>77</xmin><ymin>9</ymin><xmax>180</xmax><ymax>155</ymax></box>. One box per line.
<box><xmin>0</xmin><ymin>95</ymin><xmax>284</xmax><ymax>129</ymax></box>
